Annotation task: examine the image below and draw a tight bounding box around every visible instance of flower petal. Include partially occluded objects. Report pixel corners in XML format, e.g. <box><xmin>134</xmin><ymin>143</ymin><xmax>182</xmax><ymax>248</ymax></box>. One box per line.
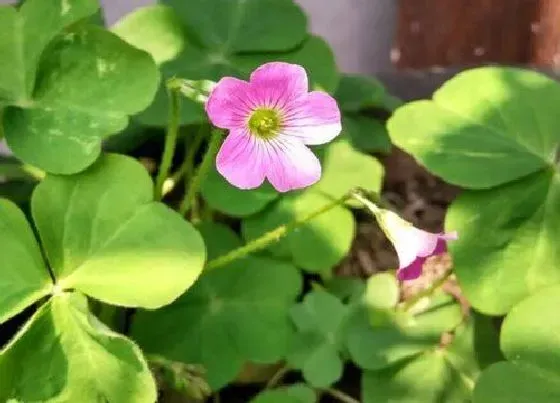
<box><xmin>216</xmin><ymin>129</ymin><xmax>267</xmax><ymax>189</ymax></box>
<box><xmin>249</xmin><ymin>62</ymin><xmax>309</xmax><ymax>109</ymax></box>
<box><xmin>397</xmin><ymin>257</ymin><xmax>427</xmax><ymax>281</ymax></box>
<box><xmin>378</xmin><ymin>210</ymin><xmax>435</xmax><ymax>268</ymax></box>
<box><xmin>265</xmin><ymin>136</ymin><xmax>321</xmax><ymax>192</ymax></box>
<box><xmin>206</xmin><ymin>77</ymin><xmax>255</xmax><ymax>129</ymax></box>
<box><xmin>282</xmin><ymin>91</ymin><xmax>342</xmax><ymax>145</ymax></box>
<box><xmin>432</xmin><ymin>231</ymin><xmax>458</xmax><ymax>255</ymax></box>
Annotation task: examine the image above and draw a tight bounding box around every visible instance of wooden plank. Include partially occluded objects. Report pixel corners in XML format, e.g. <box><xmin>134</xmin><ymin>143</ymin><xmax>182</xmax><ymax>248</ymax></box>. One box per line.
<box><xmin>394</xmin><ymin>0</ymin><xmax>560</xmax><ymax>68</ymax></box>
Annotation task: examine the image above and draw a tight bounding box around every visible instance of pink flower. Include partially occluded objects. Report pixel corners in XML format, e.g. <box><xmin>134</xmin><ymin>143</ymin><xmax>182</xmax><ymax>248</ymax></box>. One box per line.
<box><xmin>377</xmin><ymin>210</ymin><xmax>458</xmax><ymax>281</ymax></box>
<box><xmin>205</xmin><ymin>62</ymin><xmax>342</xmax><ymax>192</ymax></box>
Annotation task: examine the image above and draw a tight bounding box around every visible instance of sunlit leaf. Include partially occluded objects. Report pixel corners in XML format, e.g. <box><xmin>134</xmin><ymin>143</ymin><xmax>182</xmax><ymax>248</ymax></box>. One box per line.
<box><xmin>32</xmin><ymin>154</ymin><xmax>206</xmax><ymax>309</ymax></box>
<box><xmin>0</xmin><ymin>294</ymin><xmax>156</xmax><ymax>402</ymax></box>
<box><xmin>474</xmin><ymin>286</ymin><xmax>560</xmax><ymax>403</ymax></box>
<box><xmin>0</xmin><ymin>199</ymin><xmax>51</xmax><ymax>324</ymax></box>
<box><xmin>3</xmin><ymin>24</ymin><xmax>159</xmax><ymax>174</ymax></box>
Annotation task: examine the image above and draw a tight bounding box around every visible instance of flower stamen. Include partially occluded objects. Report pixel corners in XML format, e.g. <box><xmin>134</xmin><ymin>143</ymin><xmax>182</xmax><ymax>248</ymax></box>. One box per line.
<box><xmin>248</xmin><ymin>108</ymin><xmax>281</xmax><ymax>139</ymax></box>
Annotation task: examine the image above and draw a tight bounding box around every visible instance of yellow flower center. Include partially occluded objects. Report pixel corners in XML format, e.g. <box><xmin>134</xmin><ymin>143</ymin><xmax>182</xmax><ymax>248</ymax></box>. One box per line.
<box><xmin>248</xmin><ymin>108</ymin><xmax>281</xmax><ymax>139</ymax></box>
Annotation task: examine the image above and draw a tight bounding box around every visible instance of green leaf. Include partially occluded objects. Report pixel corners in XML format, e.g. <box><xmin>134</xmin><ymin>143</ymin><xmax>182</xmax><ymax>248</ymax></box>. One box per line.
<box><xmin>334</xmin><ymin>75</ymin><xmax>388</xmax><ymax>112</ymax></box>
<box><xmin>242</xmin><ymin>191</ymin><xmax>355</xmax><ymax>273</ymax></box>
<box><xmin>314</xmin><ymin>139</ymin><xmax>384</xmax><ymax>203</ymax></box>
<box><xmin>342</xmin><ymin>113</ymin><xmax>392</xmax><ymax>153</ymax></box>
<box><xmin>0</xmin><ymin>301</ymin><xmax>66</xmax><ymax>402</ymax></box>
<box><xmin>111</xmin><ymin>4</ymin><xmax>185</xmax><ymax>65</ymax></box>
<box><xmin>195</xmin><ymin>221</ymin><xmax>243</xmax><ymax>262</ymax></box>
<box><xmin>446</xmin><ymin>170</ymin><xmax>560</xmax><ymax>314</ymax></box>
<box><xmin>140</xmin><ymin>35</ymin><xmax>340</xmax><ymax>126</ymax></box>
<box><xmin>164</xmin><ymin>0</ymin><xmax>307</xmax><ymax>53</ymax></box>
<box><xmin>131</xmin><ymin>1</ymin><xmax>340</xmax><ymax>127</ymax></box>
<box><xmin>362</xmin><ymin>351</ymin><xmax>471</xmax><ymax>403</ymax></box>
<box><xmin>346</xmin><ymin>292</ymin><xmax>463</xmax><ymax>370</ymax></box>
<box><xmin>388</xmin><ymin>67</ymin><xmax>560</xmax><ymax>188</ymax></box>
<box><xmin>236</xmin><ymin>35</ymin><xmax>339</xmax><ymax>93</ymax></box>
<box><xmin>132</xmin><ymin>224</ymin><xmax>302</xmax><ymax>390</ymax></box>
<box><xmin>201</xmin><ymin>165</ymin><xmax>279</xmax><ymax>217</ymax></box>
<box><xmin>364</xmin><ymin>273</ymin><xmax>400</xmax><ymax>311</ymax></box>
<box><xmin>0</xmin><ymin>293</ymin><xmax>156</xmax><ymax>402</ymax></box>
<box><xmin>0</xmin><ymin>0</ymin><xmax>99</xmax><ymax>102</ymax></box>
<box><xmin>31</xmin><ymin>154</ymin><xmax>206</xmax><ymax>309</ymax></box>
<box><xmin>251</xmin><ymin>384</ymin><xmax>316</xmax><ymax>403</ymax></box>
<box><xmin>288</xmin><ymin>290</ymin><xmax>348</xmax><ymax>387</ymax></box>
<box><xmin>474</xmin><ymin>285</ymin><xmax>560</xmax><ymax>403</ymax></box>
<box><xmin>0</xmin><ymin>198</ymin><xmax>51</xmax><ymax>324</ymax></box>
<box><xmin>362</xmin><ymin>314</ymin><xmax>499</xmax><ymax>403</ymax></box>
<box><xmin>4</xmin><ymin>25</ymin><xmax>159</xmax><ymax>174</ymax></box>
<box><xmin>133</xmin><ymin>44</ymin><xmax>209</xmax><ymax>126</ymax></box>
<box><xmin>324</xmin><ymin>277</ymin><xmax>366</xmax><ymax>303</ymax></box>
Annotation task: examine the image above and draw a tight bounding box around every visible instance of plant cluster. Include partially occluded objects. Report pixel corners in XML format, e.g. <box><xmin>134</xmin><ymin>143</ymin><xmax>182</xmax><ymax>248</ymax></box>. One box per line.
<box><xmin>0</xmin><ymin>1</ymin><xmax>558</xmax><ymax>403</ymax></box>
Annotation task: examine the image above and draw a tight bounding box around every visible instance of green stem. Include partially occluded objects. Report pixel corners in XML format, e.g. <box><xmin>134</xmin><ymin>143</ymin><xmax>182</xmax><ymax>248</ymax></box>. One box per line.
<box><xmin>402</xmin><ymin>271</ymin><xmax>453</xmax><ymax>311</ymax></box>
<box><xmin>206</xmin><ymin>192</ymin><xmax>354</xmax><ymax>270</ymax></box>
<box><xmin>162</xmin><ymin>124</ymin><xmax>207</xmax><ymax>198</ymax></box>
<box><xmin>351</xmin><ymin>189</ymin><xmax>388</xmax><ymax>213</ymax></box>
<box><xmin>154</xmin><ymin>86</ymin><xmax>181</xmax><ymax>201</ymax></box>
<box><xmin>179</xmin><ymin>129</ymin><xmax>222</xmax><ymax>215</ymax></box>
<box><xmin>176</xmin><ymin>125</ymin><xmax>207</xmax><ymax>183</ymax></box>
<box><xmin>323</xmin><ymin>388</ymin><xmax>360</xmax><ymax>403</ymax></box>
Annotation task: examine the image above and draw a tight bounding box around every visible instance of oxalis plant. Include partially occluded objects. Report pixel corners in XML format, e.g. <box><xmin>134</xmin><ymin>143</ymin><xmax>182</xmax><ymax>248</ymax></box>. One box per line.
<box><xmin>0</xmin><ymin>0</ymin><xmax>558</xmax><ymax>402</ymax></box>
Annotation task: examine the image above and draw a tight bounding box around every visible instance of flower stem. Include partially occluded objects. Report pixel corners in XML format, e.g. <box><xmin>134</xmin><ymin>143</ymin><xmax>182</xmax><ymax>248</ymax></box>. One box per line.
<box><xmin>154</xmin><ymin>86</ymin><xmax>181</xmax><ymax>201</ymax></box>
<box><xmin>162</xmin><ymin>124</ymin><xmax>207</xmax><ymax>197</ymax></box>
<box><xmin>323</xmin><ymin>388</ymin><xmax>360</xmax><ymax>403</ymax></box>
<box><xmin>179</xmin><ymin>129</ymin><xmax>222</xmax><ymax>215</ymax></box>
<box><xmin>205</xmin><ymin>192</ymin><xmax>355</xmax><ymax>270</ymax></box>
<box><xmin>402</xmin><ymin>271</ymin><xmax>453</xmax><ymax>311</ymax></box>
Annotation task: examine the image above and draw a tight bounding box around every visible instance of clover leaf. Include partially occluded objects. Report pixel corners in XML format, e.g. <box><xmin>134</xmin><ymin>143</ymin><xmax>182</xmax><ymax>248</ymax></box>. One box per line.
<box><xmin>334</xmin><ymin>75</ymin><xmax>396</xmax><ymax>153</ymax></box>
<box><xmin>335</xmin><ymin>75</ymin><xmax>394</xmax><ymax>112</ymax></box>
<box><xmin>362</xmin><ymin>314</ymin><xmax>500</xmax><ymax>403</ymax></box>
<box><xmin>388</xmin><ymin>67</ymin><xmax>559</xmax><ymax>189</ymax></box>
<box><xmin>287</xmin><ymin>290</ymin><xmax>348</xmax><ymax>387</ymax></box>
<box><xmin>164</xmin><ymin>0</ymin><xmax>307</xmax><ymax>53</ymax></box>
<box><xmin>473</xmin><ymin>285</ymin><xmax>560</xmax><ymax>403</ymax></box>
<box><xmin>235</xmin><ymin>35</ymin><xmax>339</xmax><ymax>93</ymax></box>
<box><xmin>132</xmin><ymin>223</ymin><xmax>302</xmax><ymax>390</ymax></box>
<box><xmin>1</xmin><ymin>1</ymin><xmax>159</xmax><ymax>174</ymax></box>
<box><xmin>0</xmin><ymin>199</ymin><xmax>52</xmax><ymax>323</ymax></box>
<box><xmin>31</xmin><ymin>153</ymin><xmax>206</xmax><ymax>308</ymax></box>
<box><xmin>346</xmin><ymin>289</ymin><xmax>463</xmax><ymax>370</ymax></box>
<box><xmin>251</xmin><ymin>384</ymin><xmax>316</xmax><ymax>403</ymax></box>
<box><xmin>201</xmin><ymin>165</ymin><xmax>279</xmax><ymax>217</ymax></box>
<box><xmin>446</xmin><ymin>170</ymin><xmax>560</xmax><ymax>314</ymax></box>
<box><xmin>0</xmin><ymin>153</ymin><xmax>205</xmax><ymax>402</ymax></box>
<box><xmin>0</xmin><ymin>294</ymin><xmax>156</xmax><ymax>402</ymax></box>
<box><xmin>314</xmin><ymin>139</ymin><xmax>384</xmax><ymax>203</ymax></box>
<box><xmin>111</xmin><ymin>4</ymin><xmax>185</xmax><ymax>65</ymax></box>
<box><xmin>113</xmin><ymin>2</ymin><xmax>339</xmax><ymax>127</ymax></box>
<box><xmin>242</xmin><ymin>191</ymin><xmax>355</xmax><ymax>273</ymax></box>
<box><xmin>389</xmin><ymin>67</ymin><xmax>560</xmax><ymax>314</ymax></box>
<box><xmin>0</xmin><ymin>0</ymin><xmax>98</xmax><ymax>102</ymax></box>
